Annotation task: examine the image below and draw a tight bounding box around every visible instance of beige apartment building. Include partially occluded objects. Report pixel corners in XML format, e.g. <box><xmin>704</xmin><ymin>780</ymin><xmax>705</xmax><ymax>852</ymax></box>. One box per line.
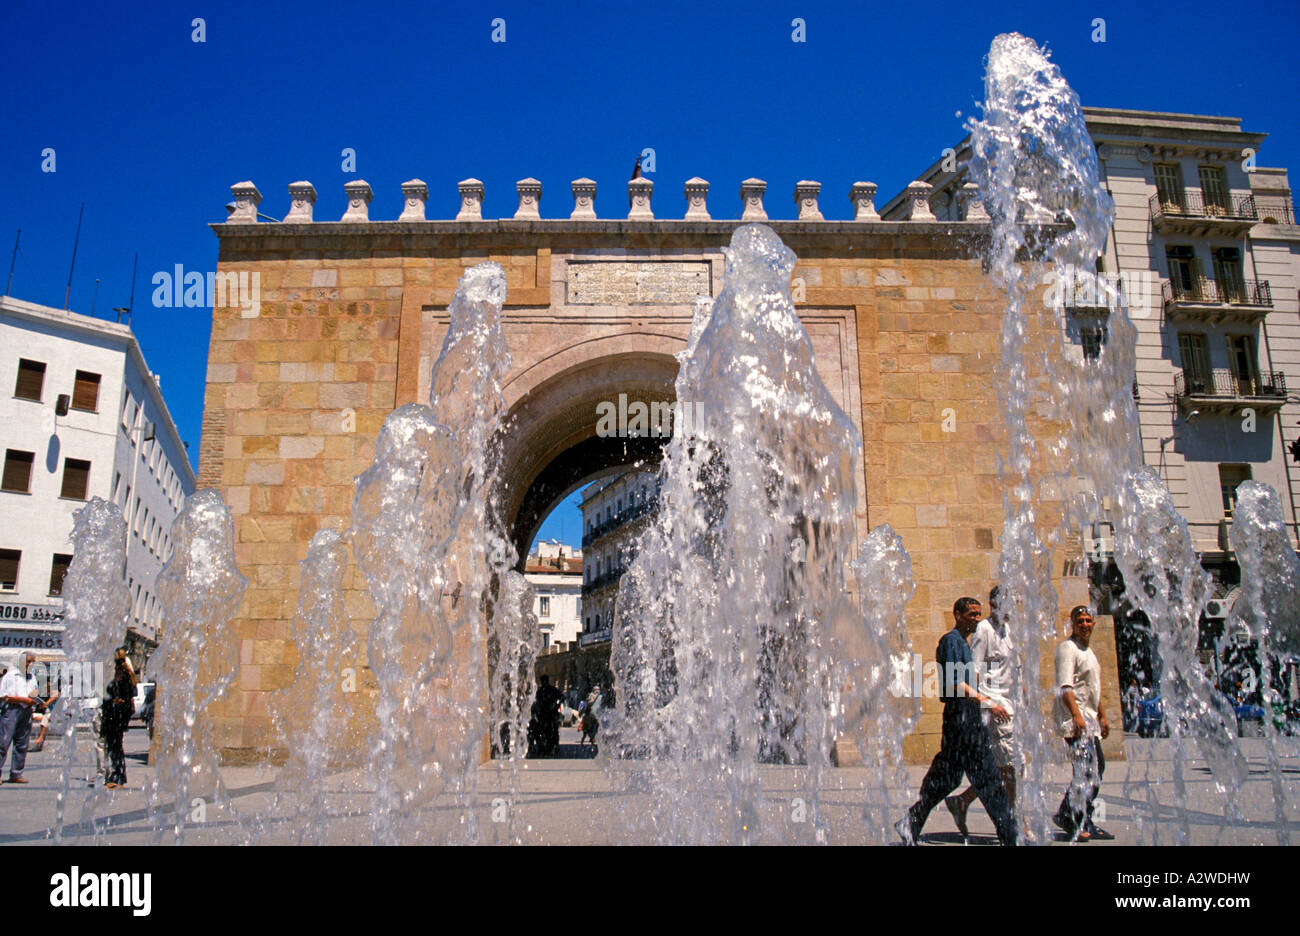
<box><xmin>898</xmin><ymin>106</ymin><xmax>1300</xmax><ymax>689</ymax></box>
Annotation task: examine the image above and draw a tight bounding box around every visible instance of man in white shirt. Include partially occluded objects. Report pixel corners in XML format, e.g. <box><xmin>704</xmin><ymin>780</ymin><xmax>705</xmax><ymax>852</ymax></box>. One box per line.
<box><xmin>945</xmin><ymin>585</ymin><xmax>1017</xmax><ymax>838</ymax></box>
<box><xmin>0</xmin><ymin>652</ymin><xmax>47</xmax><ymax>784</ymax></box>
<box><xmin>1052</xmin><ymin>606</ymin><xmax>1113</xmax><ymax>841</ymax></box>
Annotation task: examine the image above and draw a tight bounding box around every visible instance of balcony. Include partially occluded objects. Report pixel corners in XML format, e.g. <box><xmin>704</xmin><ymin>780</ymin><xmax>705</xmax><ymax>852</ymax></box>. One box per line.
<box><xmin>1174</xmin><ymin>369</ymin><xmax>1287</xmax><ymax>414</ymax></box>
<box><xmin>1162</xmin><ymin>277</ymin><xmax>1272</xmax><ymax>325</ymax></box>
<box><xmin>582</xmin><ymin>565</ymin><xmax>627</xmax><ymax>596</ymax></box>
<box><xmin>580</xmin><ymin>500</ymin><xmax>657</xmax><ymax>548</ymax></box>
<box><xmin>1255</xmin><ymin>197</ymin><xmax>1298</xmax><ymax>227</ymax></box>
<box><xmin>1149</xmin><ymin>192</ymin><xmax>1257</xmax><ymax>236</ymax></box>
<box><xmin>579</xmin><ymin>627</ymin><xmax>612</xmax><ymax>648</ymax></box>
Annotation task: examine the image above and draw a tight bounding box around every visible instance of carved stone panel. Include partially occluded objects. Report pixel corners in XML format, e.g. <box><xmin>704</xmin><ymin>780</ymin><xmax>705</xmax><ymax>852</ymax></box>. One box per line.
<box><xmin>566</xmin><ymin>261</ymin><xmax>712</xmax><ymax>305</ymax></box>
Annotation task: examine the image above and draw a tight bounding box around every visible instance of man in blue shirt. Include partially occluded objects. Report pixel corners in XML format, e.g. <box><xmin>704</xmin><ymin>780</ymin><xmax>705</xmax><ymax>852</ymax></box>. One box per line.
<box><xmin>896</xmin><ymin>597</ymin><xmax>1018</xmax><ymax>845</ymax></box>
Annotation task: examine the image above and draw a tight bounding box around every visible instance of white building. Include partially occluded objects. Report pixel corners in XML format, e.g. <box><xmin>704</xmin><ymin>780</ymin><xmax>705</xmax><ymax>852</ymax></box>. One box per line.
<box><xmin>0</xmin><ymin>296</ymin><xmax>196</xmax><ymax>669</ymax></box>
<box><xmin>887</xmin><ymin>108</ymin><xmax>1300</xmax><ymax>561</ymax></box>
<box><xmin>523</xmin><ymin>541</ymin><xmax>583</xmax><ymax>651</ymax></box>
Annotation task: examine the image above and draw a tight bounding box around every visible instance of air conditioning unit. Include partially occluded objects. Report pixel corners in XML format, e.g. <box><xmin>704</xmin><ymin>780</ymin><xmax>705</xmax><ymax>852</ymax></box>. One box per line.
<box><xmin>1205</xmin><ymin>588</ymin><xmax>1239</xmax><ymax>622</ymax></box>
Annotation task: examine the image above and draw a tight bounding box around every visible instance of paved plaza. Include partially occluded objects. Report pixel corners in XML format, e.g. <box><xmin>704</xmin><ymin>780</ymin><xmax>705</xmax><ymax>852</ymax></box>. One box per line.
<box><xmin>2</xmin><ymin>726</ymin><xmax>1296</xmax><ymax>846</ymax></box>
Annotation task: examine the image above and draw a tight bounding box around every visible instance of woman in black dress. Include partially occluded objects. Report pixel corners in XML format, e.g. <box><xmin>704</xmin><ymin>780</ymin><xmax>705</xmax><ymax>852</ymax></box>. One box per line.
<box><xmin>102</xmin><ymin>649</ymin><xmax>136</xmax><ymax>789</ymax></box>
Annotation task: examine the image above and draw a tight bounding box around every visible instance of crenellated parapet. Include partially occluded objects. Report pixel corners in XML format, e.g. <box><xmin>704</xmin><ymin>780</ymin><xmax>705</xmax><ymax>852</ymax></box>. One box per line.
<box><xmin>221</xmin><ymin>176</ymin><xmax>1003</xmax><ymax>227</ymax></box>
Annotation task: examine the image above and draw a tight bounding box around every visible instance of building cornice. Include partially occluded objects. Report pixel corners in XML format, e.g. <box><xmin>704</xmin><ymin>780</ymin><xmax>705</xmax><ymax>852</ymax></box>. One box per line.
<box><xmin>212</xmin><ymin>219</ymin><xmax>994</xmax><ymax>257</ymax></box>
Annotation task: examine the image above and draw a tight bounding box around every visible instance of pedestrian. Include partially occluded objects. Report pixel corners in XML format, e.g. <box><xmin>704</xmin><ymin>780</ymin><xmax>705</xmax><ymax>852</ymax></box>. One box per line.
<box><xmin>528</xmin><ymin>675</ymin><xmax>562</xmax><ymax>757</ymax></box>
<box><xmin>0</xmin><ymin>652</ymin><xmax>47</xmax><ymax>784</ymax></box>
<box><xmin>944</xmin><ymin>585</ymin><xmax>1020</xmax><ymax>839</ymax></box>
<box><xmin>579</xmin><ymin>688</ymin><xmax>600</xmax><ymax>746</ymax></box>
<box><xmin>1052</xmin><ymin>606</ymin><xmax>1114</xmax><ymax>842</ymax></box>
<box><xmin>101</xmin><ymin>649</ymin><xmax>137</xmax><ymax>789</ymax></box>
<box><xmin>896</xmin><ymin>597</ymin><xmax>1018</xmax><ymax>846</ymax></box>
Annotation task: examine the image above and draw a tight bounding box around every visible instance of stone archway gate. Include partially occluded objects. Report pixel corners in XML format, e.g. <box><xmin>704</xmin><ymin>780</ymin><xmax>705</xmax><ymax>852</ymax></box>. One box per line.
<box><xmin>198</xmin><ymin>175</ymin><xmax>1111</xmax><ymax>765</ymax></box>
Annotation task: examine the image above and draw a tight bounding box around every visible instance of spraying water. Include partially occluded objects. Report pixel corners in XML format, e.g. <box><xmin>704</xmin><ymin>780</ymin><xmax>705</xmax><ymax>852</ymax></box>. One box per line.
<box><xmin>968</xmin><ymin>30</ymin><xmax>1119</xmax><ymax>841</ymax></box>
<box><xmin>1113</xmin><ymin>469</ymin><xmax>1247</xmax><ymax>843</ymax></box>
<box><xmin>349</xmin><ymin>261</ymin><xmax>514</xmax><ymax>845</ymax></box>
<box><xmin>607</xmin><ymin>224</ymin><xmax>861</xmax><ymax>844</ymax></box>
<box><xmin>149</xmin><ymin>490</ymin><xmax>249</xmax><ymax>844</ymax></box>
<box><xmin>486</xmin><ymin>569</ymin><xmax>538</xmax><ymax>844</ymax></box>
<box><xmin>1226</xmin><ymin>481</ymin><xmax>1300</xmax><ymax>844</ymax></box>
<box><xmin>52</xmin><ymin>498</ymin><xmax>131</xmax><ymax>843</ymax></box>
<box><xmin>837</xmin><ymin>524</ymin><xmax>919</xmax><ymax>841</ymax></box>
<box><xmin>971</xmin><ymin>32</ymin><xmax>1259</xmax><ymax>843</ymax></box>
<box><xmin>270</xmin><ymin>528</ymin><xmax>359</xmax><ymax>845</ymax></box>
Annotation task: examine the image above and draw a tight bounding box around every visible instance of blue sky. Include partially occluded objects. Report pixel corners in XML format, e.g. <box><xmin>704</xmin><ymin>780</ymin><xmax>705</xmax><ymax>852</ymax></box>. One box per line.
<box><xmin>4</xmin><ymin>0</ymin><xmax>1298</xmax><ymax>550</ymax></box>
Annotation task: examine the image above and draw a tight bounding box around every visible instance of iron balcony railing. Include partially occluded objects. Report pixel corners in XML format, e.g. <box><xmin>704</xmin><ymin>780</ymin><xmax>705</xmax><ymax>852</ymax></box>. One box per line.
<box><xmin>1175</xmin><ymin>369</ymin><xmax>1287</xmax><ymax>400</ymax></box>
<box><xmin>582</xmin><ymin>566</ymin><xmax>627</xmax><ymax>595</ymax></box>
<box><xmin>1162</xmin><ymin>277</ymin><xmax>1273</xmax><ymax>308</ymax></box>
<box><xmin>579</xmin><ymin>627</ymin><xmax>612</xmax><ymax>647</ymax></box>
<box><xmin>1149</xmin><ymin>192</ymin><xmax>1257</xmax><ymax>223</ymax></box>
<box><xmin>580</xmin><ymin>500</ymin><xmax>657</xmax><ymax>547</ymax></box>
<box><xmin>1256</xmin><ymin>197</ymin><xmax>1298</xmax><ymax>226</ymax></box>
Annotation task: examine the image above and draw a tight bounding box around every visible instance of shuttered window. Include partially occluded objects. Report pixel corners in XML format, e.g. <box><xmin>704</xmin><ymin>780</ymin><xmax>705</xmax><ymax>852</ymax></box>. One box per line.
<box><xmin>1081</xmin><ymin>326</ymin><xmax>1108</xmax><ymax>361</ymax></box>
<box><xmin>1212</xmin><ymin>248</ymin><xmax>1245</xmax><ymax>302</ymax></box>
<box><xmin>0</xmin><ymin>550</ymin><xmax>19</xmax><ymax>591</ymax></box>
<box><xmin>71</xmin><ymin>370</ymin><xmax>101</xmax><ymax>412</ymax></box>
<box><xmin>1199</xmin><ymin>165</ymin><xmax>1230</xmax><ymax>215</ymax></box>
<box><xmin>49</xmin><ymin>554</ymin><xmax>72</xmax><ymax>596</ymax></box>
<box><xmin>60</xmin><ymin>458</ymin><xmax>91</xmax><ymax>500</ymax></box>
<box><xmin>15</xmin><ymin>359</ymin><xmax>46</xmax><ymax>401</ymax></box>
<box><xmin>1226</xmin><ymin>335</ymin><xmax>1258</xmax><ymax>394</ymax></box>
<box><xmin>1178</xmin><ymin>333</ymin><xmax>1211</xmax><ymax>392</ymax></box>
<box><xmin>1166</xmin><ymin>245</ymin><xmax>1200</xmax><ymax>296</ymax></box>
<box><xmin>2</xmin><ymin>450</ymin><xmax>35</xmax><ymax>493</ymax></box>
<box><xmin>1219</xmin><ymin>464</ymin><xmax>1252</xmax><ymax>517</ymax></box>
<box><xmin>1154</xmin><ymin>163</ymin><xmax>1185</xmax><ymax>209</ymax></box>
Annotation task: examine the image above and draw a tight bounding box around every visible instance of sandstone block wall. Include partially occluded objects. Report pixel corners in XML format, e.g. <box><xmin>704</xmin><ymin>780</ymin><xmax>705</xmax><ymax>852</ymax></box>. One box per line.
<box><xmin>199</xmin><ymin>222</ymin><xmax>1121</xmax><ymax>764</ymax></box>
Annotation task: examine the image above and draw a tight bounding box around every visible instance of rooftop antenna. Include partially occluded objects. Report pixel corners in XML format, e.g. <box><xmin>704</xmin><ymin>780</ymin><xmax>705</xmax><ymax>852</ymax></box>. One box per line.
<box><xmin>114</xmin><ymin>254</ymin><xmax>137</xmax><ymax>323</ymax></box>
<box><xmin>127</xmin><ymin>252</ymin><xmax>138</xmax><ymax>324</ymax></box>
<box><xmin>5</xmin><ymin>229</ymin><xmax>18</xmax><ymax>296</ymax></box>
<box><xmin>91</xmin><ymin>278</ymin><xmax>100</xmax><ymax>316</ymax></box>
<box><xmin>64</xmin><ymin>202</ymin><xmax>84</xmax><ymax>310</ymax></box>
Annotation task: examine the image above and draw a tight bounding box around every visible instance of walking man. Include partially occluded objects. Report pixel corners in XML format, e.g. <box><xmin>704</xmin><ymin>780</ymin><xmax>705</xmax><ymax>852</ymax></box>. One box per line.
<box><xmin>896</xmin><ymin>597</ymin><xmax>1018</xmax><ymax>846</ymax></box>
<box><xmin>0</xmin><ymin>652</ymin><xmax>47</xmax><ymax>784</ymax></box>
<box><xmin>1053</xmin><ymin>606</ymin><xmax>1114</xmax><ymax>841</ymax></box>
<box><xmin>945</xmin><ymin>585</ymin><xmax>1018</xmax><ymax>838</ymax></box>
